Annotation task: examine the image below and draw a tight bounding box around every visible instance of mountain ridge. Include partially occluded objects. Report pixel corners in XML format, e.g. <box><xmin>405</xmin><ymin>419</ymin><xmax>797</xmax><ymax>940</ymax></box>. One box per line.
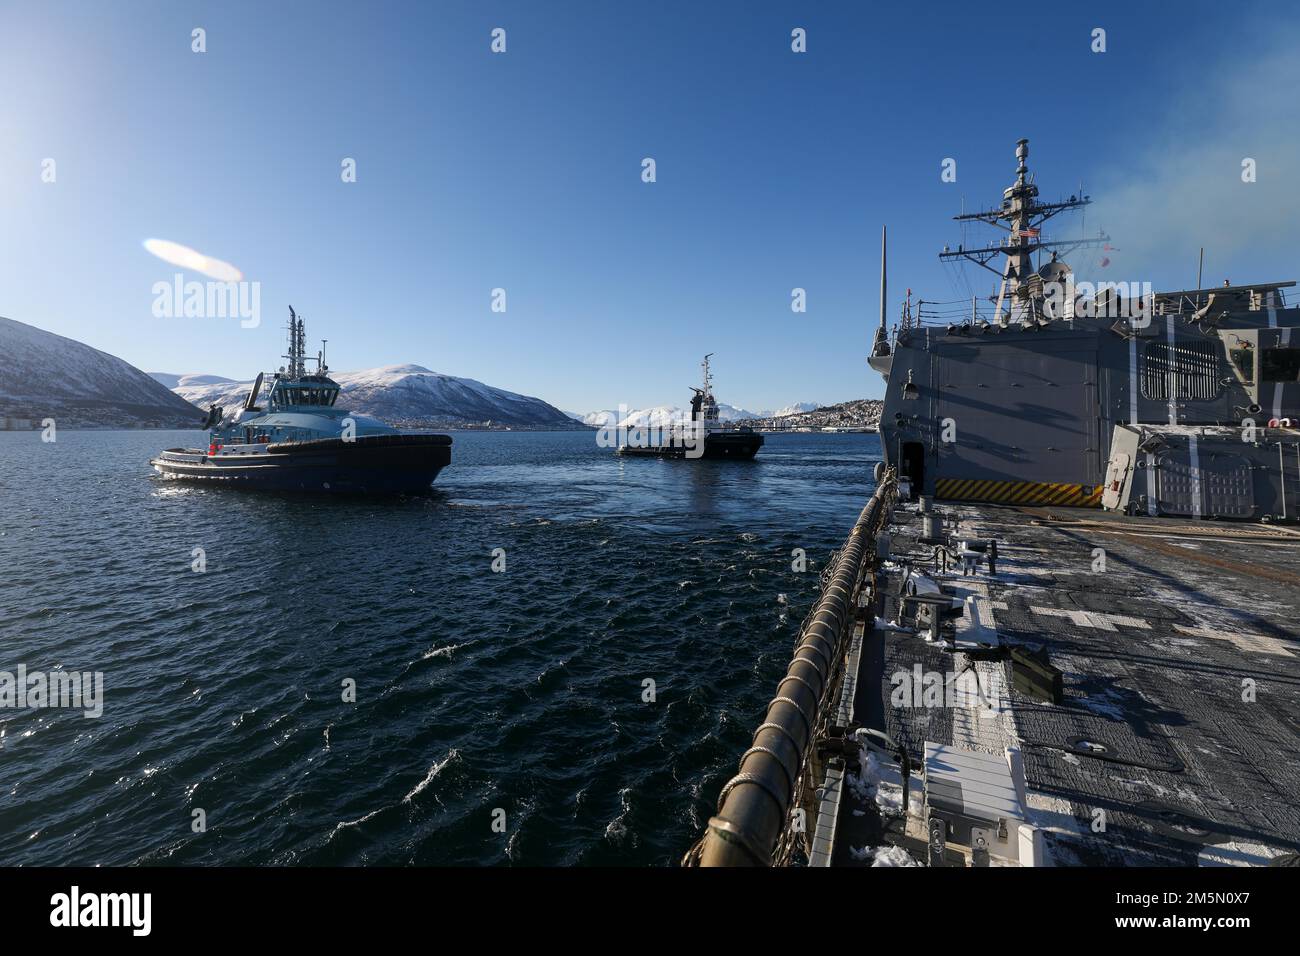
<box><xmin>171</xmin><ymin>365</ymin><xmax>579</xmax><ymax>429</ymax></box>
<box><xmin>0</xmin><ymin>316</ymin><xmax>203</xmax><ymax>428</ymax></box>
<box><xmin>575</xmin><ymin>402</ymin><xmax>762</xmax><ymax>428</ymax></box>
<box><xmin>732</xmin><ymin>399</ymin><xmax>882</xmax><ymax>431</ymax></box>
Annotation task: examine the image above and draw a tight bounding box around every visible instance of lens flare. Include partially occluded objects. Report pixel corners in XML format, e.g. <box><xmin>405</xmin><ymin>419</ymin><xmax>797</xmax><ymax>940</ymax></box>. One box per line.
<box><xmin>143</xmin><ymin>238</ymin><xmax>243</xmax><ymax>282</ymax></box>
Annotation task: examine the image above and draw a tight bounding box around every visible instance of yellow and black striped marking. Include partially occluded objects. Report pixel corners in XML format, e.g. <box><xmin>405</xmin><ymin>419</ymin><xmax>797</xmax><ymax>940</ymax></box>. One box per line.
<box><xmin>934</xmin><ymin>477</ymin><xmax>1103</xmax><ymax>507</ymax></box>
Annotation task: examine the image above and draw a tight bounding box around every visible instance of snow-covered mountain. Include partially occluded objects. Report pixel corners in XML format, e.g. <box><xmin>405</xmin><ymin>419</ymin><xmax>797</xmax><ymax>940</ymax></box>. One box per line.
<box><xmin>576</xmin><ymin>401</ymin><xmax>818</xmax><ymax>427</ymax></box>
<box><xmin>580</xmin><ymin>404</ymin><xmax>763</xmax><ymax>427</ymax></box>
<box><xmin>718</xmin><ymin>402</ymin><xmax>767</xmax><ymax>421</ymax></box>
<box><xmin>170</xmin><ymin>364</ymin><xmax>574</xmax><ymax>428</ymax></box>
<box><xmin>579</xmin><ymin>406</ymin><xmax>685</xmax><ymax>428</ymax></box>
<box><xmin>0</xmin><ymin>316</ymin><xmax>203</xmax><ymax>427</ymax></box>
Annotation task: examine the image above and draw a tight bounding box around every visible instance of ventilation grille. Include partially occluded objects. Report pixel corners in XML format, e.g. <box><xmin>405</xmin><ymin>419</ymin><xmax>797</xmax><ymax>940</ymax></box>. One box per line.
<box><xmin>1142</xmin><ymin>342</ymin><xmax>1219</xmax><ymax>400</ymax></box>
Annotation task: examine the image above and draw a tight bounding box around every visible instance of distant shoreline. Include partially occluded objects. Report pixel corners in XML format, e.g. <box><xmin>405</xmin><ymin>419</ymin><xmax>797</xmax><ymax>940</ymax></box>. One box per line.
<box><xmin>0</xmin><ymin>424</ymin><xmax>878</xmax><ymax>434</ymax></box>
<box><xmin>0</xmin><ymin>423</ymin><xmax>595</xmax><ymax>433</ymax></box>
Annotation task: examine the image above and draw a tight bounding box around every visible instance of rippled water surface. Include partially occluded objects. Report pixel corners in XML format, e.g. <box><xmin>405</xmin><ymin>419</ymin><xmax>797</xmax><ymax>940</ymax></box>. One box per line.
<box><xmin>0</xmin><ymin>429</ymin><xmax>879</xmax><ymax>865</ymax></box>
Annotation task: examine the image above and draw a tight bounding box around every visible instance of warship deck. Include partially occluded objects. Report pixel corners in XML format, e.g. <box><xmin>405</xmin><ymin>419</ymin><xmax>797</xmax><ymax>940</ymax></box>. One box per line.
<box><xmin>829</xmin><ymin>500</ymin><xmax>1300</xmax><ymax>867</ymax></box>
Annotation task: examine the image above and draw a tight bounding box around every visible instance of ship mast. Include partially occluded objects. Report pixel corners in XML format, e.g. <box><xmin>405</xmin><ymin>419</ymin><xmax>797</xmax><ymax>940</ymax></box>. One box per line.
<box><xmin>694</xmin><ymin>353</ymin><xmax>720</xmax><ymax>427</ymax></box>
<box><xmin>283</xmin><ymin>306</ymin><xmax>307</xmax><ymax>380</ymax></box>
<box><xmin>868</xmin><ymin>225</ymin><xmax>893</xmax><ymax>375</ymax></box>
<box><xmin>939</xmin><ymin>139</ymin><xmax>1106</xmax><ymax>322</ymax></box>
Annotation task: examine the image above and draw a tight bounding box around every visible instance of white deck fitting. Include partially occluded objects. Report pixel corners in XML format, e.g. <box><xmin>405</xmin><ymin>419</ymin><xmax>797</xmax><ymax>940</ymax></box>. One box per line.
<box><xmin>924</xmin><ymin>741</ymin><xmax>1034</xmax><ymax>864</ymax></box>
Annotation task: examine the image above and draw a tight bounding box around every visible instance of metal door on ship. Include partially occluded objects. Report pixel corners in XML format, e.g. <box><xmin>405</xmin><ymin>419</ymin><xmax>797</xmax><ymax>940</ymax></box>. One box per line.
<box><xmin>934</xmin><ymin>345</ymin><xmax>1097</xmax><ymax>484</ymax></box>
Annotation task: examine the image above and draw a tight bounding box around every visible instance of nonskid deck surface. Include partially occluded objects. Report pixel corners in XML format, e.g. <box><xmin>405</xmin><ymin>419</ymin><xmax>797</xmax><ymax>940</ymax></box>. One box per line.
<box><xmin>841</xmin><ymin>501</ymin><xmax>1300</xmax><ymax>866</ymax></box>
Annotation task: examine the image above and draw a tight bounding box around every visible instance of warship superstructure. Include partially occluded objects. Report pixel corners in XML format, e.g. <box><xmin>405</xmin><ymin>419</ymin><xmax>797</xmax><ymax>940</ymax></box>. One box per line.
<box><xmin>151</xmin><ymin>308</ymin><xmax>451</xmax><ymax>493</ymax></box>
<box><xmin>617</xmin><ymin>354</ymin><xmax>763</xmax><ymax>460</ymax></box>
<box><xmin>689</xmin><ymin>141</ymin><xmax>1300</xmax><ymax>868</ymax></box>
<box><xmin>873</xmin><ymin>138</ymin><xmax>1300</xmax><ymax>518</ymax></box>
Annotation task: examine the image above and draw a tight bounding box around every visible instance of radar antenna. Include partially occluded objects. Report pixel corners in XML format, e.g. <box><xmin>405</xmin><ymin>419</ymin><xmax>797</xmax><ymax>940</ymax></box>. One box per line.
<box><xmin>938</xmin><ymin>139</ymin><xmax>1108</xmax><ymax>322</ymax></box>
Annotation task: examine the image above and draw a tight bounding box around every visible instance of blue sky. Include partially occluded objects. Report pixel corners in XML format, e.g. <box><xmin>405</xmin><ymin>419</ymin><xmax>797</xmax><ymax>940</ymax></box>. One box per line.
<box><xmin>2</xmin><ymin>1</ymin><xmax>1298</xmax><ymax>412</ymax></box>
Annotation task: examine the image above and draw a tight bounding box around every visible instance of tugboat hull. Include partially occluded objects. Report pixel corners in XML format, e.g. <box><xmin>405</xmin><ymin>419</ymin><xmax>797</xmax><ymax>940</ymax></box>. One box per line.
<box><xmin>151</xmin><ymin>433</ymin><xmax>452</xmax><ymax>493</ymax></box>
<box><xmin>618</xmin><ymin>431</ymin><xmax>763</xmax><ymax>460</ymax></box>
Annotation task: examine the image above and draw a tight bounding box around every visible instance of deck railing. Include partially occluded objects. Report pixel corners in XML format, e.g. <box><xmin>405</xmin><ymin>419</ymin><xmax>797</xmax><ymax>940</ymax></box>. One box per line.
<box><xmin>683</xmin><ymin>469</ymin><xmax>898</xmax><ymax>866</ymax></box>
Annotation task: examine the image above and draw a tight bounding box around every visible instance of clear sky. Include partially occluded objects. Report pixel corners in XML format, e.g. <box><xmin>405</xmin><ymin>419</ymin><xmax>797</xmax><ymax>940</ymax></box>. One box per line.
<box><xmin>2</xmin><ymin>1</ymin><xmax>1298</xmax><ymax>413</ymax></box>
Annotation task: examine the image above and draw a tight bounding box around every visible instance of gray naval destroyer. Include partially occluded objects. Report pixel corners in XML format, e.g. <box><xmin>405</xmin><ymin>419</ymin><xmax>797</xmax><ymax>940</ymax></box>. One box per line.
<box><xmin>151</xmin><ymin>308</ymin><xmax>451</xmax><ymax>493</ymax></box>
<box><xmin>688</xmin><ymin>140</ymin><xmax>1300</xmax><ymax>867</ymax></box>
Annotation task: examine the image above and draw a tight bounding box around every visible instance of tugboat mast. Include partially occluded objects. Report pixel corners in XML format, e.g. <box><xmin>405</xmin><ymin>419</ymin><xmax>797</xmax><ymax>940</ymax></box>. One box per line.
<box><xmin>699</xmin><ymin>353</ymin><xmax>719</xmax><ymax>426</ymax></box>
<box><xmin>283</xmin><ymin>306</ymin><xmax>308</xmax><ymax>380</ymax></box>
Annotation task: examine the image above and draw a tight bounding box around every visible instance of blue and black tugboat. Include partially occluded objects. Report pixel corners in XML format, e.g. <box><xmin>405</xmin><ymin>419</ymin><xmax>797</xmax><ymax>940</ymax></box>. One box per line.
<box><xmin>151</xmin><ymin>308</ymin><xmax>451</xmax><ymax>492</ymax></box>
<box><xmin>617</xmin><ymin>354</ymin><xmax>763</xmax><ymax>460</ymax></box>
